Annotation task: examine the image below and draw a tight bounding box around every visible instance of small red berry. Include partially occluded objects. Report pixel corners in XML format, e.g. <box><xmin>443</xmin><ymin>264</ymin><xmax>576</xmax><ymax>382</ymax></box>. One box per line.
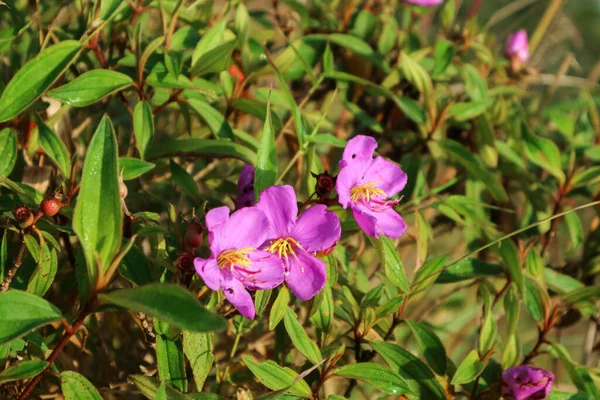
<box><xmin>184</xmin><ymin>223</ymin><xmax>204</xmax><ymax>250</ymax></box>
<box><xmin>40</xmin><ymin>196</ymin><xmax>62</xmax><ymax>217</ymax></box>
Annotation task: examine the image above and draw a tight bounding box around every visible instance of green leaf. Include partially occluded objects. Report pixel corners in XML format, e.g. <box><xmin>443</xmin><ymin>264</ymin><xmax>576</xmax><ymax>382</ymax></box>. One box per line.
<box><xmin>377</xmin><ymin>236</ymin><xmax>410</xmax><ymax>293</ymax></box>
<box><xmin>0</xmin><ymin>231</ymin><xmax>6</xmax><ymax>281</ymax></box>
<box><xmin>378</xmin><ymin>16</ymin><xmax>398</xmax><ymax>55</ymax></box>
<box><xmin>564</xmin><ymin>210</ymin><xmax>583</xmax><ymax>255</ymax></box>
<box><xmin>432</xmin><ymin>40</ymin><xmax>454</xmax><ymax>77</ymax></box>
<box><xmin>254</xmin><ymin>96</ymin><xmax>277</xmax><ymax>199</ymax></box>
<box><xmin>571</xmin><ymin>166</ymin><xmax>600</xmax><ymax>188</ymax></box>
<box><xmin>187</xmin><ymin>99</ymin><xmax>234</xmax><ymax>140</ymax></box>
<box><xmin>130</xmin><ymin>375</ymin><xmax>192</xmax><ymax>400</ymax></box>
<box><xmin>134</xmin><ymin>101</ymin><xmax>155</xmax><ymax>160</ymax></box>
<box><xmin>99</xmin><ymin>0</ymin><xmax>123</xmax><ymax>20</ymax></box>
<box><xmin>98</xmin><ymin>284</ymin><xmax>227</xmax><ymax>333</ymax></box>
<box><xmin>327</xmin><ymin>34</ymin><xmax>386</xmax><ymax>70</ymax></box>
<box><xmin>371</xmin><ymin>341</ymin><xmax>446</xmax><ymax>399</ymax></box>
<box><xmin>120</xmin><ymin>157</ymin><xmax>155</xmax><ymax>180</ymax></box>
<box><xmin>524</xmin><ymin>278</ymin><xmax>545</xmax><ymax>323</ymax></box>
<box><xmin>461</xmin><ymin>64</ymin><xmax>488</xmax><ymax>102</ymax></box>
<box><xmin>547</xmin><ymin>391</ymin><xmax>592</xmax><ymax>400</ymax></box>
<box><xmin>147</xmin><ymin>138</ymin><xmax>256</xmax><ymax>164</ymax></box>
<box><xmin>27</xmin><ymin>243</ymin><xmax>58</xmax><ymax>297</ymax></box>
<box><xmin>119</xmin><ymin>244</ymin><xmax>153</xmax><ymax>286</ymax></box>
<box><xmin>191</xmin><ymin>19</ymin><xmax>226</xmax><ymax>67</ymax></box>
<box><xmin>310</xmin><ymin>284</ymin><xmax>333</xmax><ymax>334</ymax></box>
<box><xmin>242</xmin><ymin>356</ymin><xmax>312</xmax><ymax>398</ymax></box>
<box><xmin>254</xmin><ymin>289</ymin><xmax>272</xmax><ymax>316</ymax></box>
<box><xmin>0</xmin><ymin>128</ymin><xmax>17</xmax><ymax>176</ymax></box>
<box><xmin>156</xmin><ymin>333</ymin><xmax>187</xmax><ymax>393</ymax></box>
<box><xmin>451</xmin><ymin>350</ymin><xmax>486</xmax><ymax>385</ymax></box>
<box><xmin>73</xmin><ymin>115</ymin><xmax>122</xmax><ymax>284</ymax></box>
<box><xmin>334</xmin><ymin>363</ymin><xmax>413</xmax><ymax>395</ymax></box>
<box><xmin>155</xmin><ymin>384</ymin><xmax>168</xmax><ymax>400</ymax></box>
<box><xmin>235</xmin><ymin>3</ymin><xmax>249</xmax><ymax>44</ymax></box>
<box><xmin>0</xmin><ymin>40</ymin><xmax>82</xmax><ymax>122</ymax></box>
<box><xmin>405</xmin><ymin>320</ymin><xmax>447</xmax><ymax>375</ymax></box>
<box><xmin>0</xmin><ymin>359</ymin><xmax>47</xmax><ymax>384</ymax></box>
<box><xmin>522</xmin><ymin>122</ymin><xmax>565</xmax><ymax>184</ymax></box>
<box><xmin>447</xmin><ymin>100</ymin><xmax>491</xmax><ymax>121</ymax></box>
<box><xmin>411</xmin><ymin>255</ymin><xmax>448</xmax><ymax>294</ymax></box>
<box><xmin>436</xmin><ymin>258</ymin><xmax>503</xmax><ymax>283</ymax></box>
<box><xmin>283</xmin><ymin>307</ymin><xmax>322</xmax><ymax>365</ymax></box>
<box><xmin>61</xmin><ymin>370</ymin><xmax>102</xmax><ymax>400</ymax></box>
<box><xmin>269</xmin><ymin>286</ymin><xmax>289</xmax><ymax>330</ymax></box>
<box><xmin>550</xmin><ymin>344</ymin><xmax>588</xmax><ymax>392</ymax></box>
<box><xmin>37</xmin><ymin>119</ymin><xmax>71</xmax><ymax>178</ymax></box>
<box><xmin>496</xmin><ymin>240</ymin><xmax>525</xmax><ymax>296</ymax></box>
<box><xmin>0</xmin><ymin>290</ymin><xmax>63</xmax><ymax>345</ymax></box>
<box><xmin>191</xmin><ymin>40</ymin><xmax>237</xmax><ymax>76</ymax></box>
<box><xmin>170</xmin><ymin>160</ymin><xmax>201</xmax><ymax>201</ymax></box>
<box><xmin>47</xmin><ymin>70</ymin><xmax>132</xmax><ymax>107</ymax></box>
<box><xmin>183</xmin><ymin>331</ymin><xmax>214</xmax><ymax>391</ymax></box>
<box><xmin>400</xmin><ymin>51</ymin><xmax>433</xmax><ymax>107</ymax></box>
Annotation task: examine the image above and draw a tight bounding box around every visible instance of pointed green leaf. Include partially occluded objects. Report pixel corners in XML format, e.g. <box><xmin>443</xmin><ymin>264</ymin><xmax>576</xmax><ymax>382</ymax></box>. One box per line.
<box><xmin>37</xmin><ymin>119</ymin><xmax>71</xmax><ymax>178</ymax></box>
<box><xmin>405</xmin><ymin>320</ymin><xmax>447</xmax><ymax>375</ymax></box>
<box><xmin>283</xmin><ymin>307</ymin><xmax>321</xmax><ymax>365</ymax></box>
<box><xmin>334</xmin><ymin>363</ymin><xmax>413</xmax><ymax>396</ymax></box>
<box><xmin>269</xmin><ymin>286</ymin><xmax>289</xmax><ymax>330</ymax></box>
<box><xmin>47</xmin><ymin>70</ymin><xmax>132</xmax><ymax>107</ymax></box>
<box><xmin>187</xmin><ymin>99</ymin><xmax>234</xmax><ymax>140</ymax></box>
<box><xmin>183</xmin><ymin>331</ymin><xmax>214</xmax><ymax>391</ymax></box>
<box><xmin>0</xmin><ymin>360</ymin><xmax>48</xmax><ymax>384</ymax></box>
<box><xmin>134</xmin><ymin>101</ymin><xmax>155</xmax><ymax>160</ymax></box>
<box><xmin>451</xmin><ymin>350</ymin><xmax>486</xmax><ymax>385</ymax></box>
<box><xmin>242</xmin><ymin>356</ymin><xmax>312</xmax><ymax>398</ymax></box>
<box><xmin>156</xmin><ymin>333</ymin><xmax>187</xmax><ymax>392</ymax></box>
<box><xmin>254</xmin><ymin>97</ymin><xmax>277</xmax><ymax>198</ymax></box>
<box><xmin>61</xmin><ymin>370</ymin><xmax>102</xmax><ymax>400</ymax></box>
<box><xmin>0</xmin><ymin>128</ymin><xmax>17</xmax><ymax>176</ymax></box>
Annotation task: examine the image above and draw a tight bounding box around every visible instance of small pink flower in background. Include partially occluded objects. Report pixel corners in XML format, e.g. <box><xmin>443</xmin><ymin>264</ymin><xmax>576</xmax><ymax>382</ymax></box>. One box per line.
<box><xmin>194</xmin><ymin>206</ymin><xmax>284</xmax><ymax>319</ymax></box>
<box><xmin>235</xmin><ymin>165</ymin><xmax>255</xmax><ymax>209</ymax></box>
<box><xmin>404</xmin><ymin>0</ymin><xmax>444</xmax><ymax>6</ymax></box>
<box><xmin>501</xmin><ymin>366</ymin><xmax>554</xmax><ymax>400</ymax></box>
<box><xmin>337</xmin><ymin>135</ymin><xmax>407</xmax><ymax>239</ymax></box>
<box><xmin>505</xmin><ymin>30</ymin><xmax>530</xmax><ymax>64</ymax></box>
<box><xmin>256</xmin><ymin>185</ymin><xmax>341</xmax><ymax>300</ymax></box>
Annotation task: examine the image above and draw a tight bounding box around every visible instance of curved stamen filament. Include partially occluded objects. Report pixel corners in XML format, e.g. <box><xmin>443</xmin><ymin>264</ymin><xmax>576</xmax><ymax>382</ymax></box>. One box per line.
<box><xmin>217</xmin><ymin>248</ymin><xmax>254</xmax><ymax>270</ymax></box>
<box><xmin>266</xmin><ymin>237</ymin><xmax>300</xmax><ymax>260</ymax></box>
<box><xmin>350</xmin><ymin>181</ymin><xmax>386</xmax><ymax>202</ymax></box>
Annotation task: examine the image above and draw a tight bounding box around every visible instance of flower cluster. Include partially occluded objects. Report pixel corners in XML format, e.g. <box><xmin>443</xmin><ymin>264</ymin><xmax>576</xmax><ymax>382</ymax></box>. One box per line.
<box><xmin>194</xmin><ymin>135</ymin><xmax>407</xmax><ymax>318</ymax></box>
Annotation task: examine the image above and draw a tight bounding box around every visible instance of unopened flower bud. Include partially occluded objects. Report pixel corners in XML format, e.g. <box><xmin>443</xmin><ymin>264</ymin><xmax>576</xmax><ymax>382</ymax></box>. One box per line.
<box><xmin>505</xmin><ymin>30</ymin><xmax>530</xmax><ymax>65</ymax></box>
<box><xmin>13</xmin><ymin>205</ymin><xmax>34</xmax><ymax>228</ymax></box>
<box><xmin>184</xmin><ymin>223</ymin><xmax>204</xmax><ymax>250</ymax></box>
<box><xmin>312</xmin><ymin>171</ymin><xmax>337</xmax><ymax>199</ymax></box>
<box><xmin>119</xmin><ymin>177</ymin><xmax>128</xmax><ymax>200</ymax></box>
<box><xmin>501</xmin><ymin>366</ymin><xmax>554</xmax><ymax>400</ymax></box>
<box><xmin>40</xmin><ymin>195</ymin><xmax>63</xmax><ymax>217</ymax></box>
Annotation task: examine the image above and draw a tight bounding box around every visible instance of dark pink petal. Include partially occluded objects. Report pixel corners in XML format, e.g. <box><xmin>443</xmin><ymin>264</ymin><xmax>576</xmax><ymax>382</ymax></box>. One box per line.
<box><xmin>336</xmin><ymin>157</ymin><xmax>373</xmax><ymax>208</ymax></box>
<box><xmin>205</xmin><ymin>206</ymin><xmax>230</xmax><ymax>231</ymax></box>
<box><xmin>255</xmin><ymin>185</ymin><xmax>297</xmax><ymax>238</ymax></box>
<box><xmin>241</xmin><ymin>250</ymin><xmax>285</xmax><ymax>290</ymax></box>
<box><xmin>363</xmin><ymin>156</ymin><xmax>407</xmax><ymax>198</ymax></box>
<box><xmin>352</xmin><ymin>205</ymin><xmax>406</xmax><ymax>238</ymax></box>
<box><xmin>210</xmin><ymin>207</ymin><xmax>270</xmax><ymax>254</ymax></box>
<box><xmin>404</xmin><ymin>0</ymin><xmax>443</xmax><ymax>5</ymax></box>
<box><xmin>285</xmin><ymin>248</ymin><xmax>326</xmax><ymax>301</ymax></box>
<box><xmin>341</xmin><ymin>135</ymin><xmax>377</xmax><ymax>166</ymax></box>
<box><xmin>222</xmin><ymin>275</ymin><xmax>256</xmax><ymax>319</ymax></box>
<box><xmin>194</xmin><ymin>257</ymin><xmax>221</xmax><ymax>291</ymax></box>
<box><xmin>352</xmin><ymin>207</ymin><xmax>378</xmax><ymax>237</ymax></box>
<box><xmin>506</xmin><ymin>30</ymin><xmax>530</xmax><ymax>63</ymax></box>
<box><xmin>292</xmin><ymin>205</ymin><xmax>341</xmax><ymax>252</ymax></box>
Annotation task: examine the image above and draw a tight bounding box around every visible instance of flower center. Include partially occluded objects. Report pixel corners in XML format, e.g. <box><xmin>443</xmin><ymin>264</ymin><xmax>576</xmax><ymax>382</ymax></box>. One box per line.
<box><xmin>217</xmin><ymin>248</ymin><xmax>253</xmax><ymax>269</ymax></box>
<box><xmin>350</xmin><ymin>182</ymin><xmax>386</xmax><ymax>202</ymax></box>
<box><xmin>266</xmin><ymin>237</ymin><xmax>300</xmax><ymax>259</ymax></box>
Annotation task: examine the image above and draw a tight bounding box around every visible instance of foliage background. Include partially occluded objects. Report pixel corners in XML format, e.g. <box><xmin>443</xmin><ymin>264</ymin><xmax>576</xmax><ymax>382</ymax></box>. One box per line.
<box><xmin>1</xmin><ymin>0</ymin><xmax>600</xmax><ymax>399</ymax></box>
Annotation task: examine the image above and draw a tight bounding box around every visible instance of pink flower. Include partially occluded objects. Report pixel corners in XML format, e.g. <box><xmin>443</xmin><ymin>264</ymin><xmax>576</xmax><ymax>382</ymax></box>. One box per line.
<box><xmin>256</xmin><ymin>185</ymin><xmax>341</xmax><ymax>300</ymax></box>
<box><xmin>501</xmin><ymin>366</ymin><xmax>554</xmax><ymax>400</ymax></box>
<box><xmin>235</xmin><ymin>165</ymin><xmax>255</xmax><ymax>209</ymax></box>
<box><xmin>336</xmin><ymin>135</ymin><xmax>407</xmax><ymax>238</ymax></box>
<box><xmin>404</xmin><ymin>0</ymin><xmax>444</xmax><ymax>6</ymax></box>
<box><xmin>505</xmin><ymin>30</ymin><xmax>530</xmax><ymax>64</ymax></box>
<box><xmin>194</xmin><ymin>206</ymin><xmax>284</xmax><ymax>319</ymax></box>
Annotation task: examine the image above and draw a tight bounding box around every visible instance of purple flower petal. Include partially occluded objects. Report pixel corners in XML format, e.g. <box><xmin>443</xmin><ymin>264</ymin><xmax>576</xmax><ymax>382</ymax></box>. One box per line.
<box><xmin>506</xmin><ymin>30</ymin><xmax>530</xmax><ymax>63</ymax></box>
<box><xmin>353</xmin><ymin>205</ymin><xmax>407</xmax><ymax>238</ymax></box>
<box><xmin>255</xmin><ymin>185</ymin><xmax>297</xmax><ymax>238</ymax></box>
<box><xmin>352</xmin><ymin>207</ymin><xmax>378</xmax><ymax>237</ymax></box>
<box><xmin>364</xmin><ymin>156</ymin><xmax>407</xmax><ymax>198</ymax></box>
<box><xmin>501</xmin><ymin>366</ymin><xmax>554</xmax><ymax>400</ymax></box>
<box><xmin>194</xmin><ymin>257</ymin><xmax>221</xmax><ymax>291</ymax></box>
<box><xmin>209</xmin><ymin>207</ymin><xmax>270</xmax><ymax>254</ymax></box>
<box><xmin>336</xmin><ymin>157</ymin><xmax>374</xmax><ymax>208</ymax></box>
<box><xmin>341</xmin><ymin>135</ymin><xmax>378</xmax><ymax>166</ymax></box>
<box><xmin>292</xmin><ymin>205</ymin><xmax>341</xmax><ymax>252</ymax></box>
<box><xmin>205</xmin><ymin>206</ymin><xmax>230</xmax><ymax>231</ymax></box>
<box><xmin>241</xmin><ymin>250</ymin><xmax>285</xmax><ymax>290</ymax></box>
<box><xmin>221</xmin><ymin>274</ymin><xmax>256</xmax><ymax>319</ymax></box>
<box><xmin>284</xmin><ymin>248</ymin><xmax>327</xmax><ymax>300</ymax></box>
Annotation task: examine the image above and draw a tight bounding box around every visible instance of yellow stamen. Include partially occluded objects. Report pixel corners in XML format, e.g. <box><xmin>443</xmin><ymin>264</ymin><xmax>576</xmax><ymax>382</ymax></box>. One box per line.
<box><xmin>266</xmin><ymin>237</ymin><xmax>300</xmax><ymax>259</ymax></box>
<box><xmin>350</xmin><ymin>182</ymin><xmax>386</xmax><ymax>202</ymax></box>
<box><xmin>217</xmin><ymin>248</ymin><xmax>253</xmax><ymax>270</ymax></box>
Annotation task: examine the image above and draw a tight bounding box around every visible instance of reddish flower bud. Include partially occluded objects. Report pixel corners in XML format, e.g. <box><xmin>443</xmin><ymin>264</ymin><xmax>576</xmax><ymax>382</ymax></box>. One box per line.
<box><xmin>312</xmin><ymin>171</ymin><xmax>337</xmax><ymax>199</ymax></box>
<box><xmin>13</xmin><ymin>205</ymin><xmax>34</xmax><ymax>228</ymax></box>
<box><xmin>120</xmin><ymin>178</ymin><xmax>128</xmax><ymax>200</ymax></box>
<box><xmin>40</xmin><ymin>195</ymin><xmax>63</xmax><ymax>217</ymax></box>
<box><xmin>184</xmin><ymin>223</ymin><xmax>204</xmax><ymax>250</ymax></box>
<box><xmin>229</xmin><ymin>64</ymin><xmax>245</xmax><ymax>82</ymax></box>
